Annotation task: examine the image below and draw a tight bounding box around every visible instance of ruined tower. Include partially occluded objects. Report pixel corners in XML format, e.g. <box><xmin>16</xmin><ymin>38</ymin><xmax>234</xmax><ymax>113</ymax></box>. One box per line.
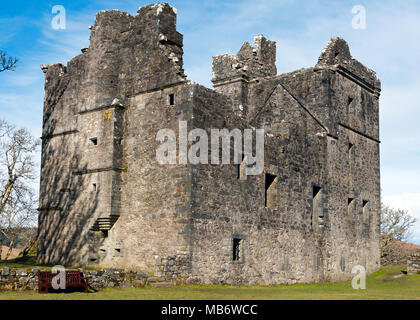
<box><xmin>38</xmin><ymin>2</ymin><xmax>381</xmax><ymax>285</ymax></box>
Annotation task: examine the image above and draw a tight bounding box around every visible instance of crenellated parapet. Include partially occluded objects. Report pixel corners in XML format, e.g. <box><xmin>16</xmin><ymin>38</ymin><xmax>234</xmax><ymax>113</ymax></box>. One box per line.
<box><xmin>212</xmin><ymin>34</ymin><xmax>276</xmax><ymax>85</ymax></box>
<box><xmin>211</xmin><ymin>34</ymin><xmax>276</xmax><ymax>117</ymax></box>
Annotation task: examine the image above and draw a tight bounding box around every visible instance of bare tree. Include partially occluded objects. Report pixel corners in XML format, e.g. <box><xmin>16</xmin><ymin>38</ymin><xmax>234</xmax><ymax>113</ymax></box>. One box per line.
<box><xmin>0</xmin><ymin>193</ymin><xmax>37</xmax><ymax>260</ymax></box>
<box><xmin>0</xmin><ymin>51</ymin><xmax>18</xmax><ymax>73</ymax></box>
<box><xmin>381</xmin><ymin>203</ymin><xmax>417</xmax><ymax>265</ymax></box>
<box><xmin>381</xmin><ymin>204</ymin><xmax>416</xmax><ymax>241</ymax></box>
<box><xmin>0</xmin><ymin>120</ymin><xmax>40</xmax><ymax>260</ymax></box>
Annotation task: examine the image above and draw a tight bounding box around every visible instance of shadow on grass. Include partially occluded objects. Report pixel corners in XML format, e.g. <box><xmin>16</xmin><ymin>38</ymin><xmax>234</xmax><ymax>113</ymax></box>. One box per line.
<box><xmin>0</xmin><ymin>255</ymin><xmax>110</xmax><ymax>271</ymax></box>
<box><xmin>0</xmin><ymin>255</ymin><xmax>53</xmax><ymax>270</ymax></box>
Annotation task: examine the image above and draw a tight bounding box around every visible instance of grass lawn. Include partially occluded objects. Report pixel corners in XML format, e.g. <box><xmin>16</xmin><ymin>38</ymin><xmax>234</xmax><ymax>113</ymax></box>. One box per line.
<box><xmin>0</xmin><ymin>261</ymin><xmax>419</xmax><ymax>300</ymax></box>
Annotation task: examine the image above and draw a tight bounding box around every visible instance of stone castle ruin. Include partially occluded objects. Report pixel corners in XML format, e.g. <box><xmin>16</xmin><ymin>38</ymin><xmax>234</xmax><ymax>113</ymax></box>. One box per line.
<box><xmin>38</xmin><ymin>2</ymin><xmax>381</xmax><ymax>285</ymax></box>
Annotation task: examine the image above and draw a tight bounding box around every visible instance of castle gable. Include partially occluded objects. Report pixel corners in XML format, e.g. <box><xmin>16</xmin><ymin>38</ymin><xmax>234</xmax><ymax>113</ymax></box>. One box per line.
<box><xmin>315</xmin><ymin>37</ymin><xmax>381</xmax><ymax>98</ymax></box>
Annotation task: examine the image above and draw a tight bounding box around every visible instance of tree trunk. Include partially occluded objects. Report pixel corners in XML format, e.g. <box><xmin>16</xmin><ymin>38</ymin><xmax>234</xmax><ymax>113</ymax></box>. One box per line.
<box><xmin>22</xmin><ymin>236</ymin><xmax>37</xmax><ymax>257</ymax></box>
<box><xmin>5</xmin><ymin>239</ymin><xmax>15</xmax><ymax>260</ymax></box>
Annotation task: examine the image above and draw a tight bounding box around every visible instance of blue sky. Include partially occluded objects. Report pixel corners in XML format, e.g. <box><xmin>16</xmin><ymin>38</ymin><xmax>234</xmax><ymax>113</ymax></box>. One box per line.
<box><xmin>1</xmin><ymin>0</ymin><xmax>420</xmax><ymax>243</ymax></box>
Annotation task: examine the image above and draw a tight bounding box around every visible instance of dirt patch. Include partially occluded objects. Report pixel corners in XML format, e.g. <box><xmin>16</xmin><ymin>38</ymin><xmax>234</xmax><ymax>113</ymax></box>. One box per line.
<box><xmin>0</xmin><ymin>246</ymin><xmax>22</xmax><ymax>260</ymax></box>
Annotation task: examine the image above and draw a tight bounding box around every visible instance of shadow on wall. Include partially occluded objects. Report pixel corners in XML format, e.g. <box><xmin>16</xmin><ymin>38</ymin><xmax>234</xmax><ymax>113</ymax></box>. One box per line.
<box><xmin>37</xmin><ymin>102</ymin><xmax>102</xmax><ymax>267</ymax></box>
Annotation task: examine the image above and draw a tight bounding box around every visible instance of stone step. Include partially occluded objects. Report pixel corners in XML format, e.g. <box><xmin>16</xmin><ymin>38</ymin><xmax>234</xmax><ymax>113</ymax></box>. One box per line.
<box><xmin>149</xmin><ymin>281</ymin><xmax>173</xmax><ymax>288</ymax></box>
<box><xmin>147</xmin><ymin>277</ymin><xmax>166</xmax><ymax>283</ymax></box>
<box><xmin>90</xmin><ymin>216</ymin><xmax>119</xmax><ymax>232</ymax></box>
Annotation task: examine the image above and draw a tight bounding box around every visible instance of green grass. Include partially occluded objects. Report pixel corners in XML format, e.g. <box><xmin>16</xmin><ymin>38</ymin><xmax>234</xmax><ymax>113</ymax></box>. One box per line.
<box><xmin>0</xmin><ymin>264</ymin><xmax>419</xmax><ymax>300</ymax></box>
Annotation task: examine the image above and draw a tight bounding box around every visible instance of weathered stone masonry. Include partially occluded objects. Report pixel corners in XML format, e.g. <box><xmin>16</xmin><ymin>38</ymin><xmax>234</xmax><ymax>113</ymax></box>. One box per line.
<box><xmin>38</xmin><ymin>2</ymin><xmax>381</xmax><ymax>285</ymax></box>
<box><xmin>407</xmin><ymin>253</ymin><xmax>420</xmax><ymax>275</ymax></box>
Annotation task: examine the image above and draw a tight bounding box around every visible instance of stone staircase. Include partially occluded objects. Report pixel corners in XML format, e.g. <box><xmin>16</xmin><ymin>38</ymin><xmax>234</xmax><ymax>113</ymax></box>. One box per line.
<box><xmin>90</xmin><ymin>215</ymin><xmax>119</xmax><ymax>232</ymax></box>
<box><xmin>147</xmin><ymin>277</ymin><xmax>173</xmax><ymax>288</ymax></box>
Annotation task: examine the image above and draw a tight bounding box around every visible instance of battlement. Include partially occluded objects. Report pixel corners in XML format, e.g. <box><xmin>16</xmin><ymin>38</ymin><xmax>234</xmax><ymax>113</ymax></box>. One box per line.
<box><xmin>89</xmin><ymin>3</ymin><xmax>182</xmax><ymax>46</ymax></box>
<box><xmin>212</xmin><ymin>34</ymin><xmax>277</xmax><ymax>84</ymax></box>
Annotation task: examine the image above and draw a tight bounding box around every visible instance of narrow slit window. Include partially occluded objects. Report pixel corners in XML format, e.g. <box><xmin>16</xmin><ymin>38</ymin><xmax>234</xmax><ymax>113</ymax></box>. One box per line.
<box><xmin>348</xmin><ymin>198</ymin><xmax>355</xmax><ymax>219</ymax></box>
<box><xmin>236</xmin><ymin>154</ymin><xmax>246</xmax><ymax>180</ymax></box>
<box><xmin>232</xmin><ymin>238</ymin><xmax>243</xmax><ymax>262</ymax></box>
<box><xmin>348</xmin><ymin>143</ymin><xmax>354</xmax><ymax>161</ymax></box>
<box><xmin>90</xmin><ymin>137</ymin><xmax>98</xmax><ymax>145</ymax></box>
<box><xmin>92</xmin><ymin>183</ymin><xmax>97</xmax><ymax>192</ymax></box>
<box><xmin>312</xmin><ymin>186</ymin><xmax>323</xmax><ymax>228</ymax></box>
<box><xmin>169</xmin><ymin>93</ymin><xmax>175</xmax><ymax>106</ymax></box>
<box><xmin>265</xmin><ymin>173</ymin><xmax>277</xmax><ymax>208</ymax></box>
<box><xmin>363</xmin><ymin>200</ymin><xmax>369</xmax><ymax>221</ymax></box>
<box><xmin>348</xmin><ymin>97</ymin><xmax>355</xmax><ymax>115</ymax></box>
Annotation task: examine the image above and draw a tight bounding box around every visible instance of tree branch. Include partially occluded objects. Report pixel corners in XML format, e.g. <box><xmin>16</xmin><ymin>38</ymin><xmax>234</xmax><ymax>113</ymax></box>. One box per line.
<box><xmin>0</xmin><ymin>51</ymin><xmax>18</xmax><ymax>73</ymax></box>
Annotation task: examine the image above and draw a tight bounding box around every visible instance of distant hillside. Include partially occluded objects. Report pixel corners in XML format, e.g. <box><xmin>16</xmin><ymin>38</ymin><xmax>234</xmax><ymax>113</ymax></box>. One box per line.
<box><xmin>0</xmin><ymin>227</ymin><xmax>37</xmax><ymax>248</ymax></box>
<box><xmin>382</xmin><ymin>238</ymin><xmax>420</xmax><ymax>266</ymax></box>
<box><xmin>398</xmin><ymin>240</ymin><xmax>420</xmax><ymax>254</ymax></box>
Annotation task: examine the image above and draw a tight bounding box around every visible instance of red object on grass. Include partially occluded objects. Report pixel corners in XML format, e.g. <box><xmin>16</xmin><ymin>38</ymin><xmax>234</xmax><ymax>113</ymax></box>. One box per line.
<box><xmin>38</xmin><ymin>270</ymin><xmax>88</xmax><ymax>293</ymax></box>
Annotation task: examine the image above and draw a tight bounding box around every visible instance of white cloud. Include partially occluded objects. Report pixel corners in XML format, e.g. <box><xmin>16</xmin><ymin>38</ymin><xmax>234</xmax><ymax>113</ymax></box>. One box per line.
<box><xmin>38</xmin><ymin>11</ymin><xmax>92</xmax><ymax>64</ymax></box>
<box><xmin>0</xmin><ymin>91</ymin><xmax>43</xmax><ymax>136</ymax></box>
<box><xmin>276</xmin><ymin>39</ymin><xmax>319</xmax><ymax>74</ymax></box>
<box><xmin>382</xmin><ymin>169</ymin><xmax>420</xmax><ymax>197</ymax></box>
<box><xmin>0</xmin><ymin>9</ymin><xmax>94</xmax><ymax>139</ymax></box>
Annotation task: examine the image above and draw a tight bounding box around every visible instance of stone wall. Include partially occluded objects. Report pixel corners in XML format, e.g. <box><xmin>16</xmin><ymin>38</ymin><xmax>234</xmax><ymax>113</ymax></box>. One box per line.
<box><xmin>0</xmin><ymin>266</ymin><xmax>149</xmax><ymax>291</ymax></box>
<box><xmin>0</xmin><ymin>267</ymin><xmax>38</xmax><ymax>291</ymax></box>
<box><xmin>407</xmin><ymin>253</ymin><xmax>420</xmax><ymax>275</ymax></box>
<box><xmin>154</xmin><ymin>254</ymin><xmax>190</xmax><ymax>281</ymax></box>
